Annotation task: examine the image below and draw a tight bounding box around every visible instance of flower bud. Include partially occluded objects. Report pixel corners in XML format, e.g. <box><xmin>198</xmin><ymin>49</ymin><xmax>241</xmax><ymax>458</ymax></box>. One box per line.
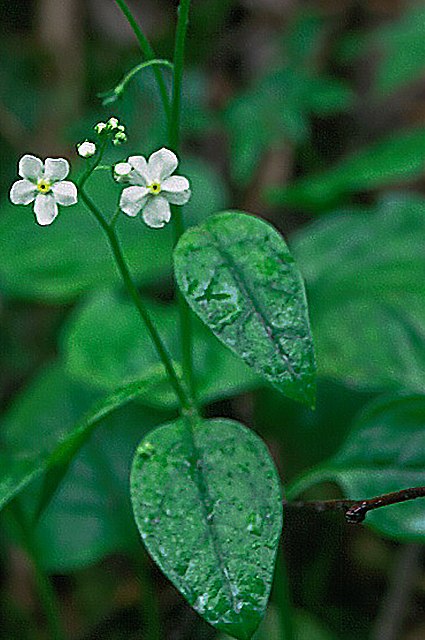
<box><xmin>77</xmin><ymin>141</ymin><xmax>97</xmax><ymax>158</ymax></box>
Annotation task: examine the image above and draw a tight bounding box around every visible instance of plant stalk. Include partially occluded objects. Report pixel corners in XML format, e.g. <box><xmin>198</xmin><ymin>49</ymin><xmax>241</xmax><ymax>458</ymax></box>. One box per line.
<box><xmin>79</xmin><ymin>188</ymin><xmax>194</xmax><ymax>413</ymax></box>
<box><xmin>114</xmin><ymin>0</ymin><xmax>170</xmax><ymax>120</ymax></box>
<box><xmin>168</xmin><ymin>0</ymin><xmax>196</xmax><ymax>402</ymax></box>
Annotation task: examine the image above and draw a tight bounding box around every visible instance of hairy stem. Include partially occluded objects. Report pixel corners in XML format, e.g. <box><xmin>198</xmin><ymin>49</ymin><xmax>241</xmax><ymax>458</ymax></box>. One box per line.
<box><xmin>114</xmin><ymin>0</ymin><xmax>170</xmax><ymax>119</ymax></box>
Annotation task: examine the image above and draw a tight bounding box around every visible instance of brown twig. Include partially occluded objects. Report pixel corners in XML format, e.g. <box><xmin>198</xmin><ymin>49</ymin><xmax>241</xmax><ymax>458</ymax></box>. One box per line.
<box><xmin>284</xmin><ymin>486</ymin><xmax>425</xmax><ymax>524</ymax></box>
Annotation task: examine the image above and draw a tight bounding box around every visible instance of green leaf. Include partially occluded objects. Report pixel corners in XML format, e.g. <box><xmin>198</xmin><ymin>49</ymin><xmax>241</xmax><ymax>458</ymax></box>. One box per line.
<box><xmin>174</xmin><ymin>212</ymin><xmax>316</xmax><ymax>406</ymax></box>
<box><xmin>288</xmin><ymin>394</ymin><xmax>425</xmax><ymax>541</ymax></box>
<box><xmin>291</xmin><ymin>194</ymin><xmax>425</xmax><ymax>394</ymax></box>
<box><xmin>0</xmin><ymin>362</ymin><xmax>166</xmax><ymax>514</ymax></box>
<box><xmin>0</xmin><ymin>157</ymin><xmax>226</xmax><ymax>303</ymax></box>
<box><xmin>225</xmin><ymin>69</ymin><xmax>352</xmax><ymax>186</ymax></box>
<box><xmin>131</xmin><ymin>417</ymin><xmax>283</xmax><ymax>639</ymax></box>
<box><xmin>62</xmin><ymin>290</ymin><xmax>260</xmax><ymax>408</ymax></box>
<box><xmin>269</xmin><ymin>128</ymin><xmax>425</xmax><ymax>211</ymax></box>
<box><xmin>350</xmin><ymin>4</ymin><xmax>425</xmax><ymax>96</ymax></box>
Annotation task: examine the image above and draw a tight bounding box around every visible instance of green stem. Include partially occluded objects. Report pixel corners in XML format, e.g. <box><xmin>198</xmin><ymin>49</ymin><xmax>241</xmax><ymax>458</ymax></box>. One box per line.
<box><xmin>168</xmin><ymin>0</ymin><xmax>196</xmax><ymax>401</ymax></box>
<box><xmin>7</xmin><ymin>505</ymin><xmax>65</xmax><ymax>640</ymax></box>
<box><xmin>100</xmin><ymin>59</ymin><xmax>173</xmax><ymax>106</ymax></box>
<box><xmin>273</xmin><ymin>547</ymin><xmax>296</xmax><ymax>640</ymax></box>
<box><xmin>79</xmin><ymin>188</ymin><xmax>193</xmax><ymax>413</ymax></box>
<box><xmin>114</xmin><ymin>0</ymin><xmax>170</xmax><ymax>120</ymax></box>
<box><xmin>169</xmin><ymin>0</ymin><xmax>191</xmax><ymax>150</ymax></box>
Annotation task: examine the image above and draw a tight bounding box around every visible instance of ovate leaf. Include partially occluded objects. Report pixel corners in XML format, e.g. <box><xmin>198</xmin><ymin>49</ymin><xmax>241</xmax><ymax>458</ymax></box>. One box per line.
<box><xmin>288</xmin><ymin>395</ymin><xmax>425</xmax><ymax>541</ymax></box>
<box><xmin>291</xmin><ymin>194</ymin><xmax>425</xmax><ymax>394</ymax></box>
<box><xmin>131</xmin><ymin>417</ymin><xmax>283</xmax><ymax>639</ymax></box>
<box><xmin>174</xmin><ymin>212</ymin><xmax>316</xmax><ymax>406</ymax></box>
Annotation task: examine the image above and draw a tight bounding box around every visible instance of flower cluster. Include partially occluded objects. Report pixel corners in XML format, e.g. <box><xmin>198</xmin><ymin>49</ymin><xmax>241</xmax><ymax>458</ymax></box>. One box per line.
<box><xmin>10</xmin><ymin>121</ymin><xmax>190</xmax><ymax>229</ymax></box>
<box><xmin>94</xmin><ymin>116</ymin><xmax>127</xmax><ymax>145</ymax></box>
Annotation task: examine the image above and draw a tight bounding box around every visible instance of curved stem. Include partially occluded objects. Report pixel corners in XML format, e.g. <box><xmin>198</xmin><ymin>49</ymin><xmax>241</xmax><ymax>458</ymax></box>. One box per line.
<box><xmin>168</xmin><ymin>0</ymin><xmax>196</xmax><ymax>401</ymax></box>
<box><xmin>79</xmin><ymin>188</ymin><xmax>194</xmax><ymax>413</ymax></box>
<box><xmin>100</xmin><ymin>59</ymin><xmax>173</xmax><ymax>106</ymax></box>
<box><xmin>114</xmin><ymin>0</ymin><xmax>170</xmax><ymax>120</ymax></box>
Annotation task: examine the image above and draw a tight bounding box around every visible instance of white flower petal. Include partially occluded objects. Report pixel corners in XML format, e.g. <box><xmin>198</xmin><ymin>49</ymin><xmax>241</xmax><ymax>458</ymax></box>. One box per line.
<box><xmin>52</xmin><ymin>180</ymin><xmax>78</xmax><ymax>206</ymax></box>
<box><xmin>34</xmin><ymin>193</ymin><xmax>58</xmax><ymax>226</ymax></box>
<box><xmin>120</xmin><ymin>186</ymin><xmax>149</xmax><ymax>217</ymax></box>
<box><xmin>161</xmin><ymin>175</ymin><xmax>190</xmax><ymax>192</ymax></box>
<box><xmin>128</xmin><ymin>155</ymin><xmax>150</xmax><ymax>185</ymax></box>
<box><xmin>18</xmin><ymin>154</ymin><xmax>43</xmax><ymax>181</ymax></box>
<box><xmin>142</xmin><ymin>195</ymin><xmax>171</xmax><ymax>228</ymax></box>
<box><xmin>44</xmin><ymin>158</ymin><xmax>70</xmax><ymax>182</ymax></box>
<box><xmin>10</xmin><ymin>179</ymin><xmax>37</xmax><ymax>205</ymax></box>
<box><xmin>161</xmin><ymin>176</ymin><xmax>191</xmax><ymax>205</ymax></box>
<box><xmin>163</xmin><ymin>188</ymin><xmax>191</xmax><ymax>206</ymax></box>
<box><xmin>147</xmin><ymin>148</ymin><xmax>178</xmax><ymax>181</ymax></box>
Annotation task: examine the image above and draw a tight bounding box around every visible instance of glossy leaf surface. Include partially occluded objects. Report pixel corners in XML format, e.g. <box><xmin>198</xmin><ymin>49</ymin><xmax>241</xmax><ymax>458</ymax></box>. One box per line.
<box><xmin>291</xmin><ymin>194</ymin><xmax>425</xmax><ymax>394</ymax></box>
<box><xmin>174</xmin><ymin>212</ymin><xmax>316</xmax><ymax>406</ymax></box>
<box><xmin>131</xmin><ymin>418</ymin><xmax>283</xmax><ymax>639</ymax></box>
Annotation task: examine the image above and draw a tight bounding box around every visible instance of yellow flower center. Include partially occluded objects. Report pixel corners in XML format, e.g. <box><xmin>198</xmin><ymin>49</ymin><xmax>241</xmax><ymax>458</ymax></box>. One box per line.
<box><xmin>148</xmin><ymin>182</ymin><xmax>161</xmax><ymax>195</ymax></box>
<box><xmin>37</xmin><ymin>179</ymin><xmax>52</xmax><ymax>194</ymax></box>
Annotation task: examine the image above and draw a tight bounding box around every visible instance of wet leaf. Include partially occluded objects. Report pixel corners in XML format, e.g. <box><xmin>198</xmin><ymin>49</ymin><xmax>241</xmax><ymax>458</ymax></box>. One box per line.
<box><xmin>131</xmin><ymin>417</ymin><xmax>283</xmax><ymax>639</ymax></box>
<box><xmin>174</xmin><ymin>212</ymin><xmax>316</xmax><ymax>406</ymax></box>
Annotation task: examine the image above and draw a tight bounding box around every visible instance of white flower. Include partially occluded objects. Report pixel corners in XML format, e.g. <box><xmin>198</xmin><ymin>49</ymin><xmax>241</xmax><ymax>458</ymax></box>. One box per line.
<box><xmin>114</xmin><ymin>162</ymin><xmax>132</xmax><ymax>183</ymax></box>
<box><xmin>77</xmin><ymin>140</ymin><xmax>97</xmax><ymax>158</ymax></box>
<box><xmin>119</xmin><ymin>148</ymin><xmax>191</xmax><ymax>228</ymax></box>
<box><xmin>94</xmin><ymin>121</ymin><xmax>107</xmax><ymax>134</ymax></box>
<box><xmin>9</xmin><ymin>154</ymin><xmax>78</xmax><ymax>226</ymax></box>
<box><xmin>108</xmin><ymin>116</ymin><xmax>119</xmax><ymax>129</ymax></box>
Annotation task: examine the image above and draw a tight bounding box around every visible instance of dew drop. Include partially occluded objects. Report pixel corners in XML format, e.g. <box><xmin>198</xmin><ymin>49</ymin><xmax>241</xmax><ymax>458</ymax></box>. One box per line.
<box><xmin>247</xmin><ymin>512</ymin><xmax>263</xmax><ymax>536</ymax></box>
<box><xmin>138</xmin><ymin>442</ymin><xmax>156</xmax><ymax>459</ymax></box>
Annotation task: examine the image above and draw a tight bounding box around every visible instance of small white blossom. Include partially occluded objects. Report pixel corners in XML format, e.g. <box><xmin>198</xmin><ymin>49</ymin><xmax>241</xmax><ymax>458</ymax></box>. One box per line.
<box><xmin>119</xmin><ymin>148</ymin><xmax>191</xmax><ymax>229</ymax></box>
<box><xmin>94</xmin><ymin>121</ymin><xmax>107</xmax><ymax>134</ymax></box>
<box><xmin>108</xmin><ymin>116</ymin><xmax>119</xmax><ymax>129</ymax></box>
<box><xmin>114</xmin><ymin>162</ymin><xmax>132</xmax><ymax>183</ymax></box>
<box><xmin>77</xmin><ymin>140</ymin><xmax>97</xmax><ymax>158</ymax></box>
<box><xmin>9</xmin><ymin>154</ymin><xmax>77</xmax><ymax>226</ymax></box>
